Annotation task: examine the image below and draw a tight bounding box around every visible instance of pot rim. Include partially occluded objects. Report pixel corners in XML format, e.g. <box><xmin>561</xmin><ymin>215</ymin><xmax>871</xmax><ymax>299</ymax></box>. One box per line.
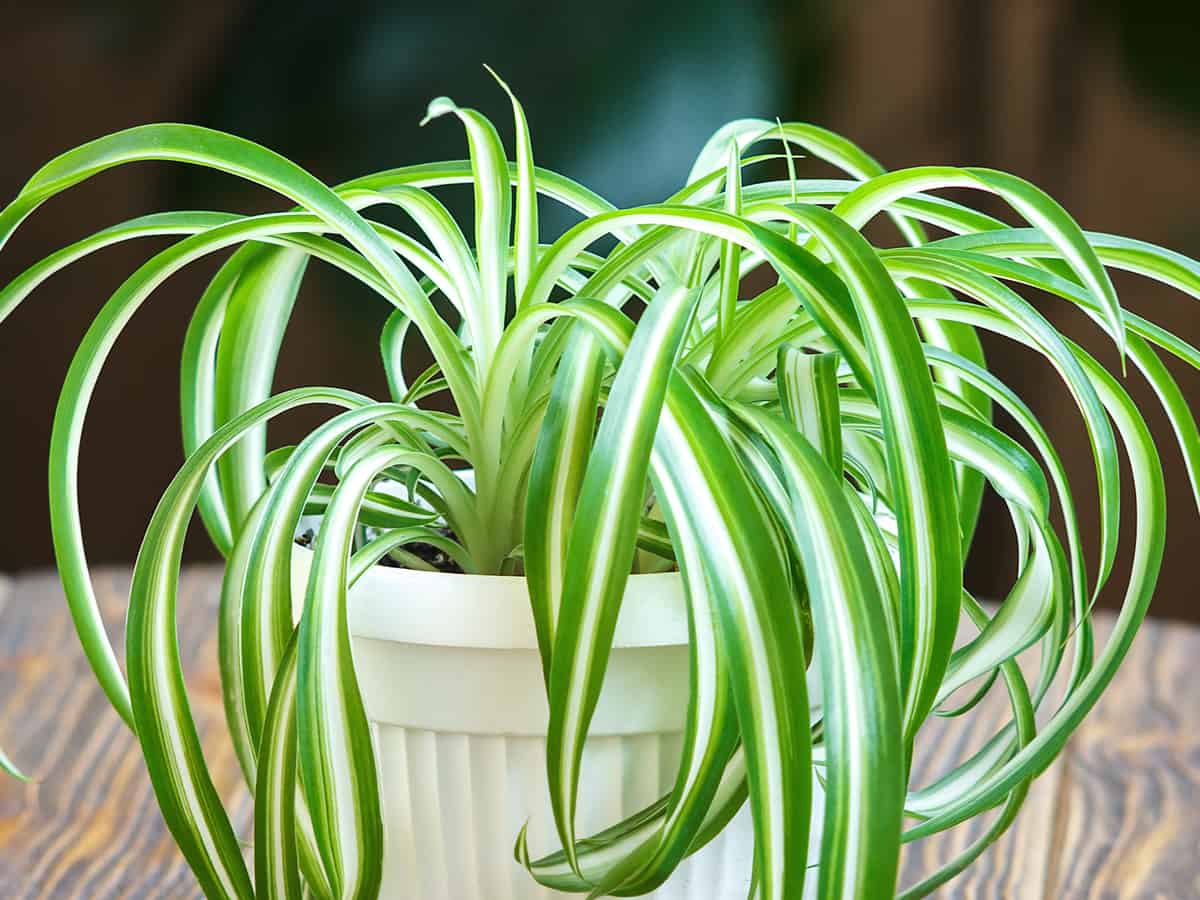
<box><xmin>290</xmin><ymin>543</ymin><xmax>691</xmax><ymax>651</ymax></box>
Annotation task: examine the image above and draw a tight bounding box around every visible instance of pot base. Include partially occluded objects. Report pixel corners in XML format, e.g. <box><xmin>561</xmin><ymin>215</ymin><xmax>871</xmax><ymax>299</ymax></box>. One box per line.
<box><xmin>373</xmin><ymin>723</ymin><xmax>754</xmax><ymax>899</ymax></box>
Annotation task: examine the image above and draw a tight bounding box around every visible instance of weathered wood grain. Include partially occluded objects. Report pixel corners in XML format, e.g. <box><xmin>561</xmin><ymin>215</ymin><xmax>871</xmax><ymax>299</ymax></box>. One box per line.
<box><xmin>896</xmin><ymin>606</ymin><xmax>1074</xmax><ymax>899</ymax></box>
<box><xmin>1047</xmin><ymin>615</ymin><xmax>1200</xmax><ymax>899</ymax></box>
<box><xmin>0</xmin><ymin>568</ymin><xmax>1197</xmax><ymax>898</ymax></box>
<box><xmin>898</xmin><ymin>686</ymin><xmax>1065</xmax><ymax>897</ymax></box>
<box><xmin>0</xmin><ymin>567</ymin><xmax>249</xmax><ymax>900</ymax></box>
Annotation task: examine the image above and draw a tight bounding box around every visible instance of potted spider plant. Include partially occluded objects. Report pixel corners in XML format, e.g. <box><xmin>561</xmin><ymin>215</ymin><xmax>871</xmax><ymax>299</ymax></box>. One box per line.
<box><xmin>3</xmin><ymin>70</ymin><xmax>1200</xmax><ymax>899</ymax></box>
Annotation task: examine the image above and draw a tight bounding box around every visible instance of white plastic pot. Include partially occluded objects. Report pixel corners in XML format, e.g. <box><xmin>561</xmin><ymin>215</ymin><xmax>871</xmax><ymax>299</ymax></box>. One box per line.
<box><xmin>290</xmin><ymin>549</ymin><xmax>755</xmax><ymax>899</ymax></box>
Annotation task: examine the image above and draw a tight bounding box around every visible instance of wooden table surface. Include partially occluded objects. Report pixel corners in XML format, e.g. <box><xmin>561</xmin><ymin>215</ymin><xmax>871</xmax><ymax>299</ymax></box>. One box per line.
<box><xmin>0</xmin><ymin>567</ymin><xmax>1197</xmax><ymax>898</ymax></box>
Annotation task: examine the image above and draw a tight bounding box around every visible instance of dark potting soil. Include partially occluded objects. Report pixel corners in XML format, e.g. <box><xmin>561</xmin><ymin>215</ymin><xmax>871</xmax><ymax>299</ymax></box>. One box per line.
<box><xmin>295</xmin><ymin>526</ymin><xmax>464</xmax><ymax>574</ymax></box>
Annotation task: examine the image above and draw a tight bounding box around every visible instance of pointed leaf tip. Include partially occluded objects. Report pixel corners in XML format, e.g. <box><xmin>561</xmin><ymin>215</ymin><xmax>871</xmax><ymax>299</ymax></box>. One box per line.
<box><xmin>1</xmin><ymin>761</ymin><xmax>31</xmax><ymax>783</ymax></box>
<box><xmin>513</xmin><ymin>821</ymin><xmax>532</xmax><ymax>865</ymax></box>
<box><xmin>0</xmin><ymin>747</ymin><xmax>30</xmax><ymax>783</ymax></box>
<box><xmin>482</xmin><ymin>63</ymin><xmax>509</xmax><ymax>90</ymax></box>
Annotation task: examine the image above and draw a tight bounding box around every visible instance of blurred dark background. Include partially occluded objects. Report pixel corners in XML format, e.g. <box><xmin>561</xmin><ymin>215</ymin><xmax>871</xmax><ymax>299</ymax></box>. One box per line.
<box><xmin>1</xmin><ymin>1</ymin><xmax>1198</xmax><ymax>621</ymax></box>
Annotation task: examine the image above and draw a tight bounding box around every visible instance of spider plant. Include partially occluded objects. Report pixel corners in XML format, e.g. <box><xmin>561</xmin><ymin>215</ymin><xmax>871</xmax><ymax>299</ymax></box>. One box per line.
<box><xmin>3</xmin><ymin>69</ymin><xmax>1200</xmax><ymax>899</ymax></box>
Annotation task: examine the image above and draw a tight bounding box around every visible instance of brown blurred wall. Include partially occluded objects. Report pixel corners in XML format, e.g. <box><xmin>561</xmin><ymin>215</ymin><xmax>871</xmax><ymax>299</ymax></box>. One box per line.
<box><xmin>0</xmin><ymin>2</ymin><xmax>398</xmax><ymax>572</ymax></box>
<box><xmin>1</xmin><ymin>1</ymin><xmax>1198</xmax><ymax>621</ymax></box>
<box><xmin>815</xmin><ymin>0</ymin><xmax>1200</xmax><ymax>620</ymax></box>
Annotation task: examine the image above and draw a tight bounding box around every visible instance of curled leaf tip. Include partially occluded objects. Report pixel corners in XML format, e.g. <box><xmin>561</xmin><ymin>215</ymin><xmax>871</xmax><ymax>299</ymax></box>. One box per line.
<box><xmin>419</xmin><ymin>96</ymin><xmax>458</xmax><ymax>126</ymax></box>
